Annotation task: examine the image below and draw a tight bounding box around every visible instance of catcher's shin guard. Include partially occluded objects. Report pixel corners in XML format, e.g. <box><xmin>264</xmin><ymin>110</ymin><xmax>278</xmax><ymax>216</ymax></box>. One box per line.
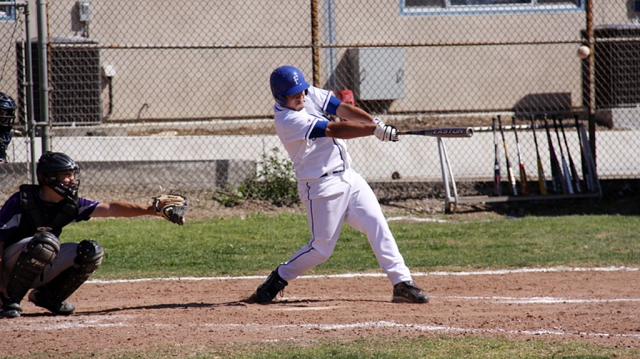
<box><xmin>32</xmin><ymin>239</ymin><xmax>104</xmax><ymax>310</ymax></box>
<box><xmin>6</xmin><ymin>232</ymin><xmax>60</xmax><ymax>303</ymax></box>
<box><xmin>254</xmin><ymin>268</ymin><xmax>288</xmax><ymax>304</ymax></box>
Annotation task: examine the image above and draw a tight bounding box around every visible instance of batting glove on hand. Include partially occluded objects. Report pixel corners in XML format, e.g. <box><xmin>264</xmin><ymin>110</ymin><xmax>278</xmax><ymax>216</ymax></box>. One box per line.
<box><xmin>372</xmin><ymin>117</ymin><xmax>385</xmax><ymax>127</ymax></box>
<box><xmin>374</xmin><ymin>124</ymin><xmax>399</xmax><ymax>142</ymax></box>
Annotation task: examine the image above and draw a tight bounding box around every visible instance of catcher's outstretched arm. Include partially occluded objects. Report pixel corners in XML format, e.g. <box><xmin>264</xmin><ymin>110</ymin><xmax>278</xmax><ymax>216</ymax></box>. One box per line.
<box><xmin>92</xmin><ymin>201</ymin><xmax>156</xmax><ymax>218</ymax></box>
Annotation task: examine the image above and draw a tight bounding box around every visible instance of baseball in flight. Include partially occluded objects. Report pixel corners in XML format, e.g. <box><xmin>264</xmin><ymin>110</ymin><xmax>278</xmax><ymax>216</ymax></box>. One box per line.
<box><xmin>577</xmin><ymin>45</ymin><xmax>590</xmax><ymax>59</ymax></box>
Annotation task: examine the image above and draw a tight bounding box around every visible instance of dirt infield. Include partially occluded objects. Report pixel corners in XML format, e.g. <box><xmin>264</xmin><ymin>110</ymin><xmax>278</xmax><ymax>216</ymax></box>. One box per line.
<box><xmin>3</xmin><ymin>267</ymin><xmax>639</xmax><ymax>356</ymax></box>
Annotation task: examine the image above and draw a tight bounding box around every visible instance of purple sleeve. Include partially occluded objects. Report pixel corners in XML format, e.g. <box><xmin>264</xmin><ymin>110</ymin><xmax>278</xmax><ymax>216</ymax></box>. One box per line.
<box><xmin>76</xmin><ymin>198</ymin><xmax>101</xmax><ymax>222</ymax></box>
<box><xmin>0</xmin><ymin>193</ymin><xmax>22</xmax><ymax>242</ymax></box>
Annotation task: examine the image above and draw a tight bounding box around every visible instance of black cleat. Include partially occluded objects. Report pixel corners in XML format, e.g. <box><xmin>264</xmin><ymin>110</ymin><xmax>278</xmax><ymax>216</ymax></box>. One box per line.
<box><xmin>392</xmin><ymin>280</ymin><xmax>429</xmax><ymax>303</ymax></box>
<box><xmin>251</xmin><ymin>268</ymin><xmax>288</xmax><ymax>304</ymax></box>
<box><xmin>0</xmin><ymin>302</ymin><xmax>22</xmax><ymax>318</ymax></box>
<box><xmin>29</xmin><ymin>289</ymin><xmax>76</xmax><ymax>315</ymax></box>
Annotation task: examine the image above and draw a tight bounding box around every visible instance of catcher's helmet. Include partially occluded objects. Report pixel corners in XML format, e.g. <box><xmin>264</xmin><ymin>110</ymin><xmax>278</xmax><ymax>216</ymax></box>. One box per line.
<box><xmin>0</xmin><ymin>92</ymin><xmax>16</xmax><ymax>128</ymax></box>
<box><xmin>270</xmin><ymin>65</ymin><xmax>310</xmax><ymax>105</ymax></box>
<box><xmin>36</xmin><ymin>152</ymin><xmax>80</xmax><ymax>202</ymax></box>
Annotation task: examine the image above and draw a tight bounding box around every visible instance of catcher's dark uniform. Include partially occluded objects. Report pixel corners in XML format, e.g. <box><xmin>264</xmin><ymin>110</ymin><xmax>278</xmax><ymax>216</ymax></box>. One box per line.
<box><xmin>0</xmin><ymin>185</ymin><xmax>101</xmax><ymax>315</ymax></box>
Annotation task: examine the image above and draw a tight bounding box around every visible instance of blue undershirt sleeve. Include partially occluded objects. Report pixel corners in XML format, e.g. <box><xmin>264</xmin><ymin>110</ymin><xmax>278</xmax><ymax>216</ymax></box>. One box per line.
<box><xmin>309</xmin><ymin>120</ymin><xmax>328</xmax><ymax>139</ymax></box>
<box><xmin>325</xmin><ymin>95</ymin><xmax>342</xmax><ymax>116</ymax></box>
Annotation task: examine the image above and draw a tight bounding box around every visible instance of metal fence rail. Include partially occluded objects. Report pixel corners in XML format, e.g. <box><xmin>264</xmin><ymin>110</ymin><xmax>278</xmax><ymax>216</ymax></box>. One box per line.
<box><xmin>1</xmin><ymin>0</ymin><xmax>639</xmax><ymax>206</ymax></box>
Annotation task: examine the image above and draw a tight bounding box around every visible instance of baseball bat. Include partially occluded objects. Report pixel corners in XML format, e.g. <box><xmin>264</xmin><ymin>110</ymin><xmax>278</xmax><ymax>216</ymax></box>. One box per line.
<box><xmin>559</xmin><ymin>118</ymin><xmax>582</xmax><ymax>193</ymax></box>
<box><xmin>398</xmin><ymin>127</ymin><xmax>474</xmax><ymax>138</ymax></box>
<box><xmin>498</xmin><ymin>115</ymin><xmax>518</xmax><ymax>196</ymax></box>
<box><xmin>543</xmin><ymin>117</ymin><xmax>563</xmax><ymax>194</ymax></box>
<box><xmin>492</xmin><ymin>118</ymin><xmax>501</xmax><ymax>196</ymax></box>
<box><xmin>552</xmin><ymin>117</ymin><xmax>573</xmax><ymax>194</ymax></box>
<box><xmin>574</xmin><ymin>115</ymin><xmax>594</xmax><ymax>193</ymax></box>
<box><xmin>530</xmin><ymin>117</ymin><xmax>548</xmax><ymax>195</ymax></box>
<box><xmin>511</xmin><ymin>117</ymin><xmax>529</xmax><ymax>196</ymax></box>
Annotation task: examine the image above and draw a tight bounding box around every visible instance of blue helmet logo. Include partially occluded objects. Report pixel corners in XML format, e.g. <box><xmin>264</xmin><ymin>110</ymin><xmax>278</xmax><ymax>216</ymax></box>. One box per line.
<box><xmin>270</xmin><ymin>66</ymin><xmax>310</xmax><ymax>105</ymax></box>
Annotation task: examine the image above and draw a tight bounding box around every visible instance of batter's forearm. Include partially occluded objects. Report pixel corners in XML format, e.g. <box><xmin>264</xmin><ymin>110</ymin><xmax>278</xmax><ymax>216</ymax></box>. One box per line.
<box><xmin>335</xmin><ymin>103</ymin><xmax>374</xmax><ymax>123</ymax></box>
<box><xmin>326</xmin><ymin>122</ymin><xmax>375</xmax><ymax>139</ymax></box>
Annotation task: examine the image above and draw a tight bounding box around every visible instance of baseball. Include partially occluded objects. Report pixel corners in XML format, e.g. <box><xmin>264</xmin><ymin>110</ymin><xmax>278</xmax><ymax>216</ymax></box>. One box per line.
<box><xmin>577</xmin><ymin>46</ymin><xmax>591</xmax><ymax>59</ymax></box>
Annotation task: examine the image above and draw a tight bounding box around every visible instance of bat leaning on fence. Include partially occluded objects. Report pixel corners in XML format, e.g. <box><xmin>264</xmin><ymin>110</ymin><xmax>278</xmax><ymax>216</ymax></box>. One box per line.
<box><xmin>498</xmin><ymin>115</ymin><xmax>518</xmax><ymax>196</ymax></box>
<box><xmin>397</xmin><ymin>127</ymin><xmax>474</xmax><ymax>138</ymax></box>
<box><xmin>552</xmin><ymin>117</ymin><xmax>574</xmax><ymax>194</ymax></box>
<box><xmin>511</xmin><ymin>117</ymin><xmax>529</xmax><ymax>196</ymax></box>
<box><xmin>530</xmin><ymin>117</ymin><xmax>548</xmax><ymax>195</ymax></box>
<box><xmin>559</xmin><ymin>118</ymin><xmax>582</xmax><ymax>193</ymax></box>
<box><xmin>543</xmin><ymin>117</ymin><xmax>563</xmax><ymax>194</ymax></box>
<box><xmin>574</xmin><ymin>115</ymin><xmax>594</xmax><ymax>193</ymax></box>
<box><xmin>492</xmin><ymin>118</ymin><xmax>501</xmax><ymax>196</ymax></box>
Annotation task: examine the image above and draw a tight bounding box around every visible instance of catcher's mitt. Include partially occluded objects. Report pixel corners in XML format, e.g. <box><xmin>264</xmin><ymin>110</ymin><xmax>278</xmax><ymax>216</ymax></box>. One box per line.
<box><xmin>152</xmin><ymin>194</ymin><xmax>188</xmax><ymax>225</ymax></box>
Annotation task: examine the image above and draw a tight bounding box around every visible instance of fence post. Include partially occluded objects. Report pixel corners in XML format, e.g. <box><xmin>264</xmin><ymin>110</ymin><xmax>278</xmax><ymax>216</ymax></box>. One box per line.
<box><xmin>36</xmin><ymin>0</ymin><xmax>50</xmax><ymax>153</ymax></box>
<box><xmin>585</xmin><ymin>0</ymin><xmax>596</xmax><ymax>165</ymax></box>
<box><xmin>310</xmin><ymin>0</ymin><xmax>320</xmax><ymax>87</ymax></box>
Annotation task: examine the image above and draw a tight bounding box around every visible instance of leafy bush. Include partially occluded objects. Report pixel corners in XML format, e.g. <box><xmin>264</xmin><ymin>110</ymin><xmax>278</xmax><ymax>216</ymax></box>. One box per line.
<box><xmin>213</xmin><ymin>147</ymin><xmax>298</xmax><ymax>207</ymax></box>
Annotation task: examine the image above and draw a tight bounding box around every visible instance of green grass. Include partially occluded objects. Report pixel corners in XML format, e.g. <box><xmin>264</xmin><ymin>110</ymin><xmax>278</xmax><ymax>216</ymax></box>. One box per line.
<box><xmin>63</xmin><ymin>214</ymin><xmax>640</xmax><ymax>279</ymax></box>
<box><xmin>26</xmin><ymin>335</ymin><xmax>640</xmax><ymax>359</ymax></box>
<box><xmin>42</xmin><ymin>213</ymin><xmax>640</xmax><ymax>358</ymax></box>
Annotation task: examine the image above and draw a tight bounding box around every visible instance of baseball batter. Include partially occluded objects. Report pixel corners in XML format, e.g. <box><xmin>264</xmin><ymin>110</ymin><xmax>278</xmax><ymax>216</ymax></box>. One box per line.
<box><xmin>250</xmin><ymin>65</ymin><xmax>429</xmax><ymax>304</ymax></box>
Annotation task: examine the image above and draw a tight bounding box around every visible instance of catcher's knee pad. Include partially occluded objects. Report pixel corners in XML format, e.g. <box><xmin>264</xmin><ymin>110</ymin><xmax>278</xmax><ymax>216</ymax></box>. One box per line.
<box><xmin>7</xmin><ymin>232</ymin><xmax>60</xmax><ymax>303</ymax></box>
<box><xmin>75</xmin><ymin>239</ymin><xmax>104</xmax><ymax>274</ymax></box>
<box><xmin>33</xmin><ymin>239</ymin><xmax>104</xmax><ymax>304</ymax></box>
<box><xmin>255</xmin><ymin>268</ymin><xmax>288</xmax><ymax>304</ymax></box>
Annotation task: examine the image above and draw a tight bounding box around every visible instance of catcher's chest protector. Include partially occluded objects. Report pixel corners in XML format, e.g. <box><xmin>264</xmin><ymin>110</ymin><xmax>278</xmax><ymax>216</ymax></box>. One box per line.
<box><xmin>12</xmin><ymin>185</ymin><xmax>79</xmax><ymax>243</ymax></box>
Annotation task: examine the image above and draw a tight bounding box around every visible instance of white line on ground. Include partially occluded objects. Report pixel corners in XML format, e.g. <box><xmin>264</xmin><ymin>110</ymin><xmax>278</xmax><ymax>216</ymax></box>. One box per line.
<box><xmin>86</xmin><ymin>266</ymin><xmax>639</xmax><ymax>284</ymax></box>
<box><xmin>4</xmin><ymin>317</ymin><xmax>640</xmax><ymax>341</ymax></box>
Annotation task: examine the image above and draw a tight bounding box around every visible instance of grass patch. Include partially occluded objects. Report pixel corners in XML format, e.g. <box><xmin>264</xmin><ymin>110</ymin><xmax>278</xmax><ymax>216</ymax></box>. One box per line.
<box><xmin>62</xmin><ymin>214</ymin><xmax>640</xmax><ymax>279</ymax></box>
<box><xmin>25</xmin><ymin>335</ymin><xmax>640</xmax><ymax>358</ymax></box>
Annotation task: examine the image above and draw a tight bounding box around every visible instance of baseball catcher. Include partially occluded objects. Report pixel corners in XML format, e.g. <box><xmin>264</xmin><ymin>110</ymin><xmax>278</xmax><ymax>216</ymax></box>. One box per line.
<box><xmin>0</xmin><ymin>152</ymin><xmax>188</xmax><ymax>318</ymax></box>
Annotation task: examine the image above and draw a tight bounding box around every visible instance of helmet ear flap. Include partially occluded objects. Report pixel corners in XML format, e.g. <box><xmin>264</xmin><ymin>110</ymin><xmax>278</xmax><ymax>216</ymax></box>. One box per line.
<box><xmin>275</xmin><ymin>94</ymin><xmax>287</xmax><ymax>106</ymax></box>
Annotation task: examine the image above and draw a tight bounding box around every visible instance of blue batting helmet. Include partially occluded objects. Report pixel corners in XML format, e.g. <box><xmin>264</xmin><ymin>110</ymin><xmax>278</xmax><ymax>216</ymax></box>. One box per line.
<box><xmin>270</xmin><ymin>66</ymin><xmax>310</xmax><ymax>105</ymax></box>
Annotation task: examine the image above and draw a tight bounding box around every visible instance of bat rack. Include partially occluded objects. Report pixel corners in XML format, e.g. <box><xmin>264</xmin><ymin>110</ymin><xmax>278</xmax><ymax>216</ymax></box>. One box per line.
<box><xmin>438</xmin><ymin>123</ymin><xmax>602</xmax><ymax>214</ymax></box>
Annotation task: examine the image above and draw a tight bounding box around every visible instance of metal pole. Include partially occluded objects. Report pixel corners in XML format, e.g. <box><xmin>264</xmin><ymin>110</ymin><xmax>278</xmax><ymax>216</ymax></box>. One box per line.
<box><xmin>0</xmin><ymin>2</ymin><xmax>37</xmax><ymax>181</ymax></box>
<box><xmin>22</xmin><ymin>3</ymin><xmax>37</xmax><ymax>183</ymax></box>
<box><xmin>585</xmin><ymin>0</ymin><xmax>596</xmax><ymax>165</ymax></box>
<box><xmin>36</xmin><ymin>0</ymin><xmax>50</xmax><ymax>152</ymax></box>
<box><xmin>310</xmin><ymin>0</ymin><xmax>320</xmax><ymax>87</ymax></box>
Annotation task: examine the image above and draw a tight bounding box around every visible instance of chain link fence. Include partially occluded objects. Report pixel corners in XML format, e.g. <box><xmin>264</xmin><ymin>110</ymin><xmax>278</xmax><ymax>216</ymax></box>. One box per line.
<box><xmin>1</xmin><ymin>0</ymin><xmax>639</xmax><ymax>210</ymax></box>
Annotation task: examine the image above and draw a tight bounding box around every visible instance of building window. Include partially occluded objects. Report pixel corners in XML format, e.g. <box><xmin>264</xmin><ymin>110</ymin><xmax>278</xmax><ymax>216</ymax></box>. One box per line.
<box><xmin>402</xmin><ymin>0</ymin><xmax>583</xmax><ymax>15</ymax></box>
<box><xmin>0</xmin><ymin>1</ymin><xmax>16</xmax><ymax>21</ymax></box>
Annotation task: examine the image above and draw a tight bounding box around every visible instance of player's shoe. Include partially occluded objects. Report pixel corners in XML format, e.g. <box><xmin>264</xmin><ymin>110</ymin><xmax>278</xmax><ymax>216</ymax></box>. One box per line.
<box><xmin>0</xmin><ymin>301</ymin><xmax>22</xmax><ymax>318</ymax></box>
<box><xmin>250</xmin><ymin>268</ymin><xmax>288</xmax><ymax>304</ymax></box>
<box><xmin>28</xmin><ymin>289</ymin><xmax>76</xmax><ymax>315</ymax></box>
<box><xmin>392</xmin><ymin>280</ymin><xmax>429</xmax><ymax>303</ymax></box>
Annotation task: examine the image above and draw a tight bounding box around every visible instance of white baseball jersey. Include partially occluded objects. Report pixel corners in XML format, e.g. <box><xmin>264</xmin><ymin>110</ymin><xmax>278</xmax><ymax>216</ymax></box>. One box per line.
<box><xmin>273</xmin><ymin>86</ymin><xmax>414</xmax><ymax>286</ymax></box>
<box><xmin>274</xmin><ymin>86</ymin><xmax>351</xmax><ymax>182</ymax></box>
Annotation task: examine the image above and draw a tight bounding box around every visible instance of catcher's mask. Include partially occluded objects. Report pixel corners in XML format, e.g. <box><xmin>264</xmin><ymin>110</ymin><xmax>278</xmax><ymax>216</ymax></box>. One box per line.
<box><xmin>0</xmin><ymin>92</ymin><xmax>16</xmax><ymax>129</ymax></box>
<box><xmin>36</xmin><ymin>151</ymin><xmax>81</xmax><ymax>202</ymax></box>
<box><xmin>269</xmin><ymin>65</ymin><xmax>310</xmax><ymax>106</ymax></box>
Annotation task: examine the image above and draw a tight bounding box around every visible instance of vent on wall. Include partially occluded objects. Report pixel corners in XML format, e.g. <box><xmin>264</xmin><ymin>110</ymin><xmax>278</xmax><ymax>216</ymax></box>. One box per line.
<box><xmin>17</xmin><ymin>36</ymin><xmax>102</xmax><ymax>125</ymax></box>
